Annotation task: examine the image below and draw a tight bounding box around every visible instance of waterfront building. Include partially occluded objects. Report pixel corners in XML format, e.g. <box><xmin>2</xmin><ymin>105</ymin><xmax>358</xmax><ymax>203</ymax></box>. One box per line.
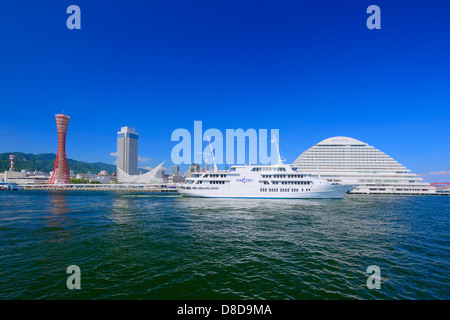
<box><xmin>170</xmin><ymin>165</ymin><xmax>180</xmax><ymax>176</ymax></box>
<box><xmin>189</xmin><ymin>163</ymin><xmax>200</xmax><ymax>173</ymax></box>
<box><xmin>2</xmin><ymin>170</ymin><xmax>26</xmax><ymax>182</ymax></box>
<box><xmin>75</xmin><ymin>173</ymin><xmax>97</xmax><ymax>180</ymax></box>
<box><xmin>164</xmin><ymin>174</ymin><xmax>185</xmax><ymax>184</ymax></box>
<box><xmin>2</xmin><ymin>170</ymin><xmax>50</xmax><ymax>185</ymax></box>
<box><xmin>293</xmin><ymin>136</ymin><xmax>436</xmax><ymax>194</ymax></box>
<box><xmin>185</xmin><ymin>163</ymin><xmax>201</xmax><ymax>178</ymax></box>
<box><xmin>117</xmin><ymin>127</ymin><xmax>139</xmax><ymax>175</ymax></box>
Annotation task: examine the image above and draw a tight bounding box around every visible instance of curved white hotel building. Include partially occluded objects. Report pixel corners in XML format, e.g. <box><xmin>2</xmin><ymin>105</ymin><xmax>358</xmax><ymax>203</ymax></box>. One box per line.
<box><xmin>294</xmin><ymin>137</ymin><xmax>436</xmax><ymax>194</ymax></box>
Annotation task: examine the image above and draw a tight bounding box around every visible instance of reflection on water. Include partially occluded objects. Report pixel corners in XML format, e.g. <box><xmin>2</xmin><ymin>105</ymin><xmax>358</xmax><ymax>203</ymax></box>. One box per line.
<box><xmin>48</xmin><ymin>192</ymin><xmax>70</xmax><ymax>216</ymax></box>
<box><xmin>44</xmin><ymin>192</ymin><xmax>74</xmax><ymax>243</ymax></box>
<box><xmin>177</xmin><ymin>197</ymin><xmax>327</xmax><ymax>212</ymax></box>
<box><xmin>110</xmin><ymin>196</ymin><xmax>136</xmax><ymax>225</ymax></box>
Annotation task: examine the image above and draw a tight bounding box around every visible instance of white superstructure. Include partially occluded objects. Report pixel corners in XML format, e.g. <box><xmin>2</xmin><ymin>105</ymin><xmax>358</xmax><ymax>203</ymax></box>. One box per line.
<box><xmin>293</xmin><ymin>136</ymin><xmax>436</xmax><ymax>194</ymax></box>
<box><xmin>177</xmin><ymin>136</ymin><xmax>355</xmax><ymax>199</ymax></box>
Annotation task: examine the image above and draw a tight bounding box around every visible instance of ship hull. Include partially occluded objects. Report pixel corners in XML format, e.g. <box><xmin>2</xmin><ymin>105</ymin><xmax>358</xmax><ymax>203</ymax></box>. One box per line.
<box><xmin>177</xmin><ymin>184</ymin><xmax>355</xmax><ymax>199</ymax></box>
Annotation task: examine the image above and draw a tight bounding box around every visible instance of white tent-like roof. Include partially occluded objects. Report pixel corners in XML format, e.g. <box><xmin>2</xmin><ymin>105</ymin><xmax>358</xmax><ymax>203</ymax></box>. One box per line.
<box><xmin>117</xmin><ymin>161</ymin><xmax>165</xmax><ymax>184</ymax></box>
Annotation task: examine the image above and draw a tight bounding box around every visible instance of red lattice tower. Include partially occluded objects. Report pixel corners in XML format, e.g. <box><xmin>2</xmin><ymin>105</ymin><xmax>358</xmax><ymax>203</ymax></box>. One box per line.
<box><xmin>49</xmin><ymin>114</ymin><xmax>71</xmax><ymax>185</ymax></box>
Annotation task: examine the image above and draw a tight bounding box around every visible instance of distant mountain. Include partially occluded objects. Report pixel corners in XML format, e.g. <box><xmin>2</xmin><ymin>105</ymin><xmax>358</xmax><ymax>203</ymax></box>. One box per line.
<box><xmin>0</xmin><ymin>152</ymin><xmax>116</xmax><ymax>174</ymax></box>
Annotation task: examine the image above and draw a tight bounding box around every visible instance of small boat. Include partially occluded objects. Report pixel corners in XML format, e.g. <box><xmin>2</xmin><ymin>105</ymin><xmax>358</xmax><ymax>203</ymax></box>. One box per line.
<box><xmin>0</xmin><ymin>183</ymin><xmax>22</xmax><ymax>191</ymax></box>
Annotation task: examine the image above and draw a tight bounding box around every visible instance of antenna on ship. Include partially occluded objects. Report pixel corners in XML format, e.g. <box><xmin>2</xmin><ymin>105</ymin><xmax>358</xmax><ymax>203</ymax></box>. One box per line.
<box><xmin>198</xmin><ymin>136</ymin><xmax>218</xmax><ymax>172</ymax></box>
<box><xmin>207</xmin><ymin>136</ymin><xmax>218</xmax><ymax>172</ymax></box>
<box><xmin>272</xmin><ymin>134</ymin><xmax>283</xmax><ymax>165</ymax></box>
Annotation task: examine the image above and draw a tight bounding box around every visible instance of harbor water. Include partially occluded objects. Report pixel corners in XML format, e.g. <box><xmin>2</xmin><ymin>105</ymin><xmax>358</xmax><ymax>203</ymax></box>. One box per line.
<box><xmin>0</xmin><ymin>191</ymin><xmax>448</xmax><ymax>299</ymax></box>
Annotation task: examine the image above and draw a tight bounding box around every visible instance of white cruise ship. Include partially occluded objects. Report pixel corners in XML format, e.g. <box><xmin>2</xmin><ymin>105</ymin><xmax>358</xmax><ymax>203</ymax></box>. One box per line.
<box><xmin>177</xmin><ymin>137</ymin><xmax>355</xmax><ymax>199</ymax></box>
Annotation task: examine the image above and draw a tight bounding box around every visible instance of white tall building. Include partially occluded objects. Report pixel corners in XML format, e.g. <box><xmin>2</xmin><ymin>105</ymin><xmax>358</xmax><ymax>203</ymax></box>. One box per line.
<box><xmin>117</xmin><ymin>127</ymin><xmax>139</xmax><ymax>175</ymax></box>
<box><xmin>294</xmin><ymin>136</ymin><xmax>436</xmax><ymax>194</ymax></box>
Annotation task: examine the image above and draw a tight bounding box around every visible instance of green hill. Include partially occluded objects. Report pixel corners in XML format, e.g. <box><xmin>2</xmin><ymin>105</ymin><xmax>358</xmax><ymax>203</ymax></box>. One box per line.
<box><xmin>0</xmin><ymin>152</ymin><xmax>116</xmax><ymax>174</ymax></box>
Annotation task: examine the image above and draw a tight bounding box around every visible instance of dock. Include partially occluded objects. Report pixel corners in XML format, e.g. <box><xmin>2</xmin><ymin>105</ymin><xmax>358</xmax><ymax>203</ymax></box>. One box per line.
<box><xmin>20</xmin><ymin>184</ymin><xmax>178</xmax><ymax>192</ymax></box>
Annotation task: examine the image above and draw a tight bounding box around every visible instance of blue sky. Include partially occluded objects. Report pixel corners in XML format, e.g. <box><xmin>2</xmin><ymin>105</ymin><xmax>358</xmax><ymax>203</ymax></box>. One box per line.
<box><xmin>0</xmin><ymin>0</ymin><xmax>449</xmax><ymax>181</ymax></box>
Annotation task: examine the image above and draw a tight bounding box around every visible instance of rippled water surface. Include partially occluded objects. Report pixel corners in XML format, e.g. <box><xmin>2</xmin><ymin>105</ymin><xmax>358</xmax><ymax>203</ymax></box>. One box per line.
<box><xmin>0</xmin><ymin>191</ymin><xmax>448</xmax><ymax>299</ymax></box>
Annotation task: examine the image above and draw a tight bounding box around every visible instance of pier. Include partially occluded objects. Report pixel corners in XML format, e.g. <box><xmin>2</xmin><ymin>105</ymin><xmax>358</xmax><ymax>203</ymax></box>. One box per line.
<box><xmin>21</xmin><ymin>184</ymin><xmax>178</xmax><ymax>192</ymax></box>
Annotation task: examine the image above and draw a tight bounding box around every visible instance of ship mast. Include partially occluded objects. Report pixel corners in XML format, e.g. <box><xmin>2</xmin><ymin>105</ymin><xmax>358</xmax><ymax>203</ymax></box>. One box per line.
<box><xmin>272</xmin><ymin>134</ymin><xmax>283</xmax><ymax>165</ymax></box>
<box><xmin>204</xmin><ymin>136</ymin><xmax>218</xmax><ymax>172</ymax></box>
<box><xmin>314</xmin><ymin>154</ymin><xmax>321</xmax><ymax>179</ymax></box>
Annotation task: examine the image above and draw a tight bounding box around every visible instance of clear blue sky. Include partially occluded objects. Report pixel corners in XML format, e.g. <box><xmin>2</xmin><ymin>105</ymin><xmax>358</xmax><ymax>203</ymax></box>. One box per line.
<box><xmin>0</xmin><ymin>0</ymin><xmax>449</xmax><ymax>181</ymax></box>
